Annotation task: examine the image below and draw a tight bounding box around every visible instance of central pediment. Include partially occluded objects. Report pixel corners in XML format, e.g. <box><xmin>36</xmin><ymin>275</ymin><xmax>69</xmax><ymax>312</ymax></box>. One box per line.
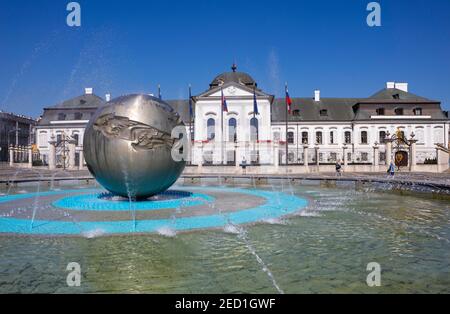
<box><xmin>196</xmin><ymin>82</ymin><xmax>272</xmax><ymax>99</ymax></box>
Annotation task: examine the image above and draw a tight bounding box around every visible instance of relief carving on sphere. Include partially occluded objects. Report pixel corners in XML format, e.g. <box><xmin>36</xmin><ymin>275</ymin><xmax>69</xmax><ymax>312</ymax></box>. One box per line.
<box><xmin>93</xmin><ymin>113</ymin><xmax>177</xmax><ymax>151</ymax></box>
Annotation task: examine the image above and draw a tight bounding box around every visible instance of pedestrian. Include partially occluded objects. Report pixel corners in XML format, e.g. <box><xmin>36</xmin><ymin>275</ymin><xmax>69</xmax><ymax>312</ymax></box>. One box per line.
<box><xmin>241</xmin><ymin>157</ymin><xmax>247</xmax><ymax>175</ymax></box>
<box><xmin>335</xmin><ymin>160</ymin><xmax>342</xmax><ymax>177</ymax></box>
<box><xmin>387</xmin><ymin>162</ymin><xmax>395</xmax><ymax>178</ymax></box>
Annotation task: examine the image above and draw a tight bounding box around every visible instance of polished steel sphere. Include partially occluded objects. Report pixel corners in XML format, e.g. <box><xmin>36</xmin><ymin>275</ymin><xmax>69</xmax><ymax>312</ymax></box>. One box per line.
<box><xmin>83</xmin><ymin>94</ymin><xmax>186</xmax><ymax>198</ymax></box>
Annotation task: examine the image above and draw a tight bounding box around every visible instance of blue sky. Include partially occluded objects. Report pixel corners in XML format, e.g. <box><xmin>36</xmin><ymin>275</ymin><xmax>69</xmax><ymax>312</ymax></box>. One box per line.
<box><xmin>0</xmin><ymin>0</ymin><xmax>449</xmax><ymax>117</ymax></box>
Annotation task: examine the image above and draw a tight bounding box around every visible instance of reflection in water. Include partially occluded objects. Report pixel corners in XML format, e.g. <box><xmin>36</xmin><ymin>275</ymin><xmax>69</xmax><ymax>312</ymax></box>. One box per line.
<box><xmin>0</xmin><ymin>182</ymin><xmax>449</xmax><ymax>293</ymax></box>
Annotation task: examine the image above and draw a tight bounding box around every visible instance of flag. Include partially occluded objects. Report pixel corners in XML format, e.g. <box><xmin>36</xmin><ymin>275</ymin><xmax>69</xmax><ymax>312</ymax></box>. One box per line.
<box><xmin>285</xmin><ymin>84</ymin><xmax>292</xmax><ymax>115</ymax></box>
<box><xmin>221</xmin><ymin>88</ymin><xmax>228</xmax><ymax>112</ymax></box>
<box><xmin>188</xmin><ymin>85</ymin><xmax>193</xmax><ymax>121</ymax></box>
<box><xmin>253</xmin><ymin>86</ymin><xmax>259</xmax><ymax>117</ymax></box>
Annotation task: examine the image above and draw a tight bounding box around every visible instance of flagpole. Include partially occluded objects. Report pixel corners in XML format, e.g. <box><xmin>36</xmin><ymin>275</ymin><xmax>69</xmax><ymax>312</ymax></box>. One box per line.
<box><xmin>221</xmin><ymin>92</ymin><xmax>224</xmax><ymax>166</ymax></box>
<box><xmin>285</xmin><ymin>83</ymin><xmax>289</xmax><ymax>166</ymax></box>
<box><xmin>189</xmin><ymin>84</ymin><xmax>193</xmax><ymax>165</ymax></box>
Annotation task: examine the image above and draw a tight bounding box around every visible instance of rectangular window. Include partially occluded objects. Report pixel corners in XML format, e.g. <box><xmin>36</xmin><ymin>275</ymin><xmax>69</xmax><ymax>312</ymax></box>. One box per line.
<box><xmin>330</xmin><ymin>152</ymin><xmax>337</xmax><ymax>162</ymax></box>
<box><xmin>361</xmin><ymin>152</ymin><xmax>368</xmax><ymax>162</ymax></box>
<box><xmin>376</xmin><ymin>108</ymin><xmax>385</xmax><ymax>116</ymax></box>
<box><xmin>320</xmin><ymin>110</ymin><xmax>328</xmax><ymax>117</ymax></box>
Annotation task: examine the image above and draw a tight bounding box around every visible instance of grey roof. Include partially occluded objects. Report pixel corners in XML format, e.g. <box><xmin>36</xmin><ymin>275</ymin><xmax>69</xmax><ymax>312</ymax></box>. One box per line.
<box><xmin>165</xmin><ymin>99</ymin><xmax>193</xmax><ymax>123</ymax></box>
<box><xmin>272</xmin><ymin>98</ymin><xmax>362</xmax><ymax>122</ymax></box>
<box><xmin>367</xmin><ymin>88</ymin><xmax>436</xmax><ymax>102</ymax></box>
<box><xmin>210</xmin><ymin>71</ymin><xmax>256</xmax><ymax>89</ymax></box>
<box><xmin>47</xmin><ymin>94</ymin><xmax>105</xmax><ymax>109</ymax></box>
<box><xmin>37</xmin><ymin>93</ymin><xmax>105</xmax><ymax>126</ymax></box>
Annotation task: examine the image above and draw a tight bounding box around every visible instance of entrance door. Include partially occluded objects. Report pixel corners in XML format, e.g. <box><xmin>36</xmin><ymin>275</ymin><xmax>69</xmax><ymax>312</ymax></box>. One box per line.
<box><xmin>395</xmin><ymin>151</ymin><xmax>408</xmax><ymax>167</ymax></box>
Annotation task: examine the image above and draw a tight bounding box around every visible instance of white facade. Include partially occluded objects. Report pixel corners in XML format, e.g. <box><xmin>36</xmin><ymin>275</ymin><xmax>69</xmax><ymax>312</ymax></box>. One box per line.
<box><xmin>34</xmin><ymin>72</ymin><xmax>450</xmax><ymax>172</ymax></box>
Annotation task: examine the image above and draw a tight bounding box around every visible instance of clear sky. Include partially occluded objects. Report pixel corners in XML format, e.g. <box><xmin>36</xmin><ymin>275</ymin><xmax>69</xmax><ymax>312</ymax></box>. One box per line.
<box><xmin>0</xmin><ymin>0</ymin><xmax>449</xmax><ymax>117</ymax></box>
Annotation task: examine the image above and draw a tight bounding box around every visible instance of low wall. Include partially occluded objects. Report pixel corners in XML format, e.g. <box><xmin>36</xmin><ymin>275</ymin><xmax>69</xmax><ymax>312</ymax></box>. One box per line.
<box><xmin>184</xmin><ymin>163</ymin><xmax>448</xmax><ymax>175</ymax></box>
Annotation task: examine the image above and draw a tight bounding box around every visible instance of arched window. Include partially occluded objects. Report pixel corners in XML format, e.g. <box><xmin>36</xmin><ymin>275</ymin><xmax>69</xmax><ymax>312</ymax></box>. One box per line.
<box><xmin>379</xmin><ymin>131</ymin><xmax>387</xmax><ymax>144</ymax></box>
<box><xmin>415</xmin><ymin>128</ymin><xmax>424</xmax><ymax>144</ymax></box>
<box><xmin>207</xmin><ymin>118</ymin><xmax>215</xmax><ymax>141</ymax></box>
<box><xmin>316</xmin><ymin>131</ymin><xmax>323</xmax><ymax>145</ymax></box>
<box><xmin>39</xmin><ymin>132</ymin><xmax>48</xmax><ymax>147</ymax></box>
<box><xmin>329</xmin><ymin>131</ymin><xmax>335</xmax><ymax>144</ymax></box>
<box><xmin>361</xmin><ymin>131</ymin><xmax>368</xmax><ymax>144</ymax></box>
<box><xmin>434</xmin><ymin>127</ymin><xmax>443</xmax><ymax>144</ymax></box>
<box><xmin>302</xmin><ymin>132</ymin><xmax>309</xmax><ymax>144</ymax></box>
<box><xmin>344</xmin><ymin>131</ymin><xmax>352</xmax><ymax>144</ymax></box>
<box><xmin>287</xmin><ymin>132</ymin><xmax>294</xmax><ymax>144</ymax></box>
<box><xmin>72</xmin><ymin>133</ymin><xmax>79</xmax><ymax>146</ymax></box>
<box><xmin>273</xmin><ymin>131</ymin><xmax>280</xmax><ymax>142</ymax></box>
<box><xmin>250</xmin><ymin>118</ymin><xmax>259</xmax><ymax>141</ymax></box>
<box><xmin>228</xmin><ymin>118</ymin><xmax>237</xmax><ymax>142</ymax></box>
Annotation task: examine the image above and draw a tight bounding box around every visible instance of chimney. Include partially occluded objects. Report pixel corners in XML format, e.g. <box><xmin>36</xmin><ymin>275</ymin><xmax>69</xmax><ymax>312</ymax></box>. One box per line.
<box><xmin>314</xmin><ymin>90</ymin><xmax>321</xmax><ymax>102</ymax></box>
<box><xmin>105</xmin><ymin>93</ymin><xmax>111</xmax><ymax>102</ymax></box>
<box><xmin>395</xmin><ymin>83</ymin><xmax>408</xmax><ymax>92</ymax></box>
<box><xmin>386</xmin><ymin>82</ymin><xmax>395</xmax><ymax>89</ymax></box>
<box><xmin>85</xmin><ymin>87</ymin><xmax>93</xmax><ymax>95</ymax></box>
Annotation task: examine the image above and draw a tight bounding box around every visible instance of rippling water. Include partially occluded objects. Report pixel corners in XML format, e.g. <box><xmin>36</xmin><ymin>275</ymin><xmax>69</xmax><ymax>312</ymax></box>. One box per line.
<box><xmin>0</xmin><ymin>181</ymin><xmax>449</xmax><ymax>293</ymax></box>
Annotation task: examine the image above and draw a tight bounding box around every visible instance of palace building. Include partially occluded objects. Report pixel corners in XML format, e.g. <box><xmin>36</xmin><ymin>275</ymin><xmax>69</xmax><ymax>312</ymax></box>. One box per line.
<box><xmin>33</xmin><ymin>65</ymin><xmax>450</xmax><ymax>172</ymax></box>
<box><xmin>0</xmin><ymin>111</ymin><xmax>36</xmax><ymax>164</ymax></box>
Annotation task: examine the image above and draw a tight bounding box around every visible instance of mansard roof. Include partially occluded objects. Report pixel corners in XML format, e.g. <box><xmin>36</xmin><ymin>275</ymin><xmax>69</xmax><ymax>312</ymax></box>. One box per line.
<box><xmin>46</xmin><ymin>93</ymin><xmax>105</xmax><ymax>109</ymax></box>
<box><xmin>37</xmin><ymin>93</ymin><xmax>105</xmax><ymax>126</ymax></box>
<box><xmin>272</xmin><ymin>98</ymin><xmax>362</xmax><ymax>122</ymax></box>
<box><xmin>166</xmin><ymin>99</ymin><xmax>192</xmax><ymax>123</ymax></box>
<box><xmin>365</xmin><ymin>88</ymin><xmax>437</xmax><ymax>103</ymax></box>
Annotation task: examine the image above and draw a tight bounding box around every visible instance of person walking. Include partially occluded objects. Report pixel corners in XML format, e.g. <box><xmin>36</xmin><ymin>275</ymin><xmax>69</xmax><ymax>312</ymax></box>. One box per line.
<box><xmin>335</xmin><ymin>160</ymin><xmax>342</xmax><ymax>177</ymax></box>
<box><xmin>241</xmin><ymin>157</ymin><xmax>247</xmax><ymax>175</ymax></box>
<box><xmin>387</xmin><ymin>161</ymin><xmax>395</xmax><ymax>178</ymax></box>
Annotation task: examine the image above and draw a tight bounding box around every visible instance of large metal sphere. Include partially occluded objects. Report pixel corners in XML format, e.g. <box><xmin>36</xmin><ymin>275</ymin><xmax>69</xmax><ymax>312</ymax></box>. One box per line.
<box><xmin>83</xmin><ymin>94</ymin><xmax>186</xmax><ymax>198</ymax></box>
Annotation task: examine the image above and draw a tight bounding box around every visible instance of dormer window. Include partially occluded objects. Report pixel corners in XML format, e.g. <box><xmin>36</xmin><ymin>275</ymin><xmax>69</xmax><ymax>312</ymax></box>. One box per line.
<box><xmin>376</xmin><ymin>108</ymin><xmax>385</xmax><ymax>116</ymax></box>
<box><xmin>293</xmin><ymin>109</ymin><xmax>300</xmax><ymax>117</ymax></box>
<box><xmin>58</xmin><ymin>113</ymin><xmax>66</xmax><ymax>121</ymax></box>
<box><xmin>319</xmin><ymin>109</ymin><xmax>328</xmax><ymax>117</ymax></box>
<box><xmin>393</xmin><ymin>94</ymin><xmax>400</xmax><ymax>100</ymax></box>
<box><xmin>74</xmin><ymin>112</ymin><xmax>83</xmax><ymax>120</ymax></box>
<box><xmin>413</xmin><ymin>108</ymin><xmax>423</xmax><ymax>116</ymax></box>
<box><xmin>394</xmin><ymin>108</ymin><xmax>404</xmax><ymax>116</ymax></box>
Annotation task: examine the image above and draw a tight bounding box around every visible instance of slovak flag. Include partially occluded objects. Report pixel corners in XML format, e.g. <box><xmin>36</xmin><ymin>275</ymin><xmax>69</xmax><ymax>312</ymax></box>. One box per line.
<box><xmin>285</xmin><ymin>84</ymin><xmax>292</xmax><ymax>115</ymax></box>
<box><xmin>253</xmin><ymin>87</ymin><xmax>259</xmax><ymax>116</ymax></box>
<box><xmin>221</xmin><ymin>88</ymin><xmax>228</xmax><ymax>112</ymax></box>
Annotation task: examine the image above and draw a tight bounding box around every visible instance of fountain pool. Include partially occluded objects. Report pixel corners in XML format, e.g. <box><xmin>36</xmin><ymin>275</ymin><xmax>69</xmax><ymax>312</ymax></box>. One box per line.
<box><xmin>0</xmin><ymin>179</ymin><xmax>449</xmax><ymax>293</ymax></box>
